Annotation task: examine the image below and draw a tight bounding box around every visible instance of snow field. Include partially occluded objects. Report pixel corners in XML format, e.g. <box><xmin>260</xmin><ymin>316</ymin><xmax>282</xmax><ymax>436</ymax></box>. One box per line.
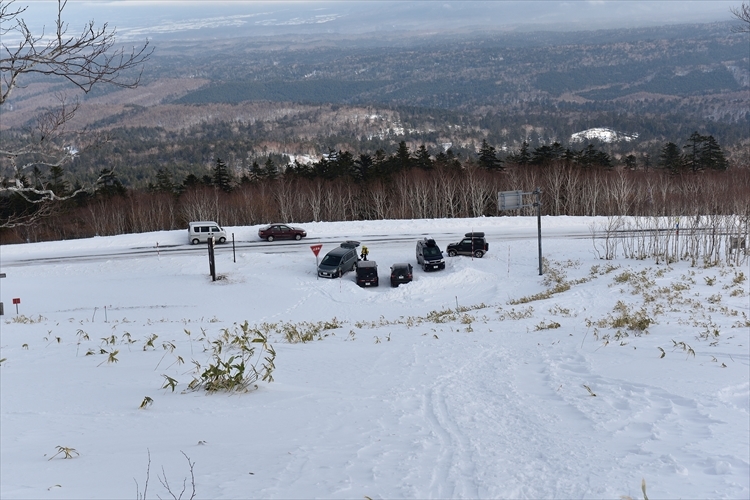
<box><xmin>1</xmin><ymin>217</ymin><xmax>748</xmax><ymax>499</ymax></box>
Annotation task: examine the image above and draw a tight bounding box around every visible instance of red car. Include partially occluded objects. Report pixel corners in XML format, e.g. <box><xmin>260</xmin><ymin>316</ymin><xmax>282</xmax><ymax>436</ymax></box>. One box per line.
<box><xmin>258</xmin><ymin>224</ymin><xmax>307</xmax><ymax>242</ymax></box>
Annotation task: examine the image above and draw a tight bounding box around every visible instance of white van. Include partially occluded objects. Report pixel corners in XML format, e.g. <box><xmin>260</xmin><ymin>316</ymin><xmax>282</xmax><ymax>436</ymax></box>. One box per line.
<box><xmin>188</xmin><ymin>221</ymin><xmax>227</xmax><ymax>244</ymax></box>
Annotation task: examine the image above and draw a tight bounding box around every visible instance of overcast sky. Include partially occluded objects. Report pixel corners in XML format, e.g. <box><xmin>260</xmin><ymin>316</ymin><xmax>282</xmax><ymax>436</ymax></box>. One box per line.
<box><xmin>14</xmin><ymin>1</ymin><xmax>744</xmax><ymax>40</ymax></box>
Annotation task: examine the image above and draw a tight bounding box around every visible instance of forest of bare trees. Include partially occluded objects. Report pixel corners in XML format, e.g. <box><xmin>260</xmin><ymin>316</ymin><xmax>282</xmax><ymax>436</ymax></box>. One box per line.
<box><xmin>3</xmin><ymin>164</ymin><xmax>748</xmax><ymax>244</ymax></box>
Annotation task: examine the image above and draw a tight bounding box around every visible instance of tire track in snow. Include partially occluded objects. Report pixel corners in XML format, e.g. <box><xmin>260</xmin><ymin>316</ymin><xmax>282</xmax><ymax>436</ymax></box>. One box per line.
<box><xmin>420</xmin><ymin>349</ymin><xmax>489</xmax><ymax>498</ymax></box>
<box><xmin>424</xmin><ymin>381</ymin><xmax>480</xmax><ymax>498</ymax></box>
<box><xmin>423</xmin><ymin>385</ymin><xmax>454</xmax><ymax>497</ymax></box>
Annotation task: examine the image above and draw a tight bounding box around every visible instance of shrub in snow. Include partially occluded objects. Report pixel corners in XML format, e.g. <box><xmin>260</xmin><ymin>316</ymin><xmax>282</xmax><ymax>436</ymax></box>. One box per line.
<box><xmin>187</xmin><ymin>321</ymin><xmax>275</xmax><ymax>393</ymax></box>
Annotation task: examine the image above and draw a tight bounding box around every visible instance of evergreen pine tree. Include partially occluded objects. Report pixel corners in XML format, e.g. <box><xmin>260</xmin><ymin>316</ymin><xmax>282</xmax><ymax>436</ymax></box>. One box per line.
<box><xmin>624</xmin><ymin>154</ymin><xmax>637</xmax><ymax>170</ymax></box>
<box><xmin>700</xmin><ymin>135</ymin><xmax>729</xmax><ymax>171</ymax></box>
<box><xmin>314</xmin><ymin>152</ymin><xmax>333</xmax><ymax>179</ymax></box>
<box><xmin>550</xmin><ymin>142</ymin><xmax>565</xmax><ymax>159</ymax></box>
<box><xmin>250</xmin><ymin>160</ymin><xmax>265</xmax><ymax>182</ymax></box>
<box><xmin>595</xmin><ymin>150</ymin><xmax>612</xmax><ymax>169</ymax></box>
<box><xmin>443</xmin><ymin>149</ymin><xmax>462</xmax><ymax>171</ymax></box>
<box><xmin>683</xmin><ymin>131</ymin><xmax>706</xmax><ymax>172</ymax></box>
<box><xmin>95</xmin><ymin>169</ymin><xmax>127</xmax><ymax>198</ymax></box>
<box><xmin>395</xmin><ymin>141</ymin><xmax>412</xmax><ymax>171</ymax></box>
<box><xmin>31</xmin><ymin>166</ymin><xmax>45</xmax><ymax>189</ymax></box>
<box><xmin>334</xmin><ymin>150</ymin><xmax>355</xmax><ymax>178</ymax></box>
<box><xmin>264</xmin><ymin>157</ymin><xmax>279</xmax><ymax>180</ymax></box>
<box><xmin>415</xmin><ymin>145</ymin><xmax>433</xmax><ymax>170</ymax></box>
<box><xmin>580</xmin><ymin>144</ymin><xmax>598</xmax><ymax>169</ymax></box>
<box><xmin>49</xmin><ymin>165</ymin><xmax>69</xmax><ymax>196</ymax></box>
<box><xmin>182</xmin><ymin>174</ymin><xmax>201</xmax><ymax>190</ymax></box>
<box><xmin>212</xmin><ymin>158</ymin><xmax>233</xmax><ymax>192</ymax></box>
<box><xmin>353</xmin><ymin>153</ymin><xmax>374</xmax><ymax>181</ymax></box>
<box><xmin>478</xmin><ymin>140</ymin><xmax>501</xmax><ymax>170</ymax></box>
<box><xmin>516</xmin><ymin>141</ymin><xmax>531</xmax><ymax>166</ymax></box>
<box><xmin>562</xmin><ymin>147</ymin><xmax>578</xmax><ymax>167</ymax></box>
<box><xmin>154</xmin><ymin>168</ymin><xmax>174</xmax><ymax>193</ymax></box>
<box><xmin>659</xmin><ymin>142</ymin><xmax>683</xmax><ymax>174</ymax></box>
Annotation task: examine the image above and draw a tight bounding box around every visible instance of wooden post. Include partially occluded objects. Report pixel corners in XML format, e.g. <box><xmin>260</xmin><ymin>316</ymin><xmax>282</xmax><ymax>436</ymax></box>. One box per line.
<box><xmin>0</xmin><ymin>272</ymin><xmax>6</xmax><ymax>315</ymax></box>
<box><xmin>208</xmin><ymin>237</ymin><xmax>216</xmax><ymax>281</ymax></box>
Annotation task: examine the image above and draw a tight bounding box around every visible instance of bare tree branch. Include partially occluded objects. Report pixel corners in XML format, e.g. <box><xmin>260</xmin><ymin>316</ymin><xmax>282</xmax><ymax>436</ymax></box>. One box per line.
<box><xmin>731</xmin><ymin>2</ymin><xmax>750</xmax><ymax>33</ymax></box>
<box><xmin>0</xmin><ymin>0</ymin><xmax>151</xmax><ymax>227</ymax></box>
<box><xmin>0</xmin><ymin>0</ymin><xmax>152</xmax><ymax>105</ymax></box>
<box><xmin>0</xmin><ymin>199</ymin><xmax>54</xmax><ymax>228</ymax></box>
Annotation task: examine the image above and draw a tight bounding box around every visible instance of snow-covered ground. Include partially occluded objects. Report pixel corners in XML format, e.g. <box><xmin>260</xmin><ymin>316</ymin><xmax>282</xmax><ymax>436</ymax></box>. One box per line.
<box><xmin>1</xmin><ymin>216</ymin><xmax>748</xmax><ymax>499</ymax></box>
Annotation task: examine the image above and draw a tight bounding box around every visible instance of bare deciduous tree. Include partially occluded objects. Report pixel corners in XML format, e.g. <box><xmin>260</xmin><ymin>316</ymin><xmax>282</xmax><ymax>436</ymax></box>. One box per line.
<box><xmin>178</xmin><ymin>186</ymin><xmax>219</xmax><ymax>224</ymax></box>
<box><xmin>369</xmin><ymin>181</ymin><xmax>391</xmax><ymax>220</ymax></box>
<box><xmin>1</xmin><ymin>0</ymin><xmax>151</xmax><ymax>226</ymax></box>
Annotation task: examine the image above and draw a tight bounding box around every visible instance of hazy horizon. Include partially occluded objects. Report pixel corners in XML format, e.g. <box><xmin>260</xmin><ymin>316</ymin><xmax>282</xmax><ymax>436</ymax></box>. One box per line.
<box><xmin>13</xmin><ymin>1</ymin><xmax>743</xmax><ymax>42</ymax></box>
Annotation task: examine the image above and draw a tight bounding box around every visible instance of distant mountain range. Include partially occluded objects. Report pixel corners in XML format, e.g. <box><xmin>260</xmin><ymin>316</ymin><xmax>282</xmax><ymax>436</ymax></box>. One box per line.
<box><xmin>16</xmin><ymin>0</ymin><xmax>742</xmax><ymax>43</ymax></box>
<box><xmin>3</xmin><ymin>3</ymin><xmax>748</xmax><ymax>187</ymax></box>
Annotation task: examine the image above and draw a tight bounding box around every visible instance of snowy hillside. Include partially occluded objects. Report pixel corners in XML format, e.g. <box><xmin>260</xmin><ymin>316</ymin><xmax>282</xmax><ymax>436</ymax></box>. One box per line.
<box><xmin>1</xmin><ymin>216</ymin><xmax>748</xmax><ymax>499</ymax></box>
<box><xmin>570</xmin><ymin>127</ymin><xmax>639</xmax><ymax>143</ymax></box>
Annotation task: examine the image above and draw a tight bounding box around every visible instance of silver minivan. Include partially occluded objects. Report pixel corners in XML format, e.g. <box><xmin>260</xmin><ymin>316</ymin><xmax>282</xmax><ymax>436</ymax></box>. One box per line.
<box><xmin>188</xmin><ymin>221</ymin><xmax>227</xmax><ymax>244</ymax></box>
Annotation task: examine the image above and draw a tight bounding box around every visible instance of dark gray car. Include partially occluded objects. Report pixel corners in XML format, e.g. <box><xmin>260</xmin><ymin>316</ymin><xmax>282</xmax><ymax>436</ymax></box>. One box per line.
<box><xmin>318</xmin><ymin>241</ymin><xmax>360</xmax><ymax>278</ymax></box>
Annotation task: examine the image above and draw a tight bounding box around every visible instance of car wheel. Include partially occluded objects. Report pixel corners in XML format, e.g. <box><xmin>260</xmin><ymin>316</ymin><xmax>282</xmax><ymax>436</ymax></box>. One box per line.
<box><xmin>448</xmin><ymin>249</ymin><xmax>457</xmax><ymax>257</ymax></box>
<box><xmin>218</xmin><ymin>237</ymin><xmax>226</xmax><ymax>244</ymax></box>
<box><xmin>473</xmin><ymin>250</ymin><xmax>484</xmax><ymax>258</ymax></box>
<box><xmin>191</xmin><ymin>238</ymin><xmax>200</xmax><ymax>245</ymax></box>
<box><xmin>267</xmin><ymin>235</ymin><xmax>274</xmax><ymax>242</ymax></box>
<box><xmin>294</xmin><ymin>234</ymin><xmax>302</xmax><ymax>240</ymax></box>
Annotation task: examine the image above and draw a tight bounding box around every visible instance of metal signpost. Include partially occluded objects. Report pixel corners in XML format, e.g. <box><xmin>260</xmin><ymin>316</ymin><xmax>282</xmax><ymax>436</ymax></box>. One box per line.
<box><xmin>533</xmin><ymin>188</ymin><xmax>543</xmax><ymax>276</ymax></box>
<box><xmin>497</xmin><ymin>188</ymin><xmax>544</xmax><ymax>275</ymax></box>
<box><xmin>310</xmin><ymin>244</ymin><xmax>323</xmax><ymax>279</ymax></box>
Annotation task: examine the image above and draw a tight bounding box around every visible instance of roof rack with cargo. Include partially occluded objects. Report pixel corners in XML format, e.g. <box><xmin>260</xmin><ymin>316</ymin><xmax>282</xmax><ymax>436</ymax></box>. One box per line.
<box><xmin>416</xmin><ymin>237</ymin><xmax>445</xmax><ymax>271</ymax></box>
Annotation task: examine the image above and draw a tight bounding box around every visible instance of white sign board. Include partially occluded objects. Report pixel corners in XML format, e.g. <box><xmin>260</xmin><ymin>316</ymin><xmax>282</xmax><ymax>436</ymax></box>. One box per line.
<box><xmin>498</xmin><ymin>190</ymin><xmax>524</xmax><ymax>210</ymax></box>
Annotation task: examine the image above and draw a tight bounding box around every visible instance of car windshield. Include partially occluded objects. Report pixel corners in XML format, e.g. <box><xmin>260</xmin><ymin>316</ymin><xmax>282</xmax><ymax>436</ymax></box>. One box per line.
<box><xmin>423</xmin><ymin>247</ymin><xmax>442</xmax><ymax>258</ymax></box>
<box><xmin>321</xmin><ymin>254</ymin><xmax>342</xmax><ymax>266</ymax></box>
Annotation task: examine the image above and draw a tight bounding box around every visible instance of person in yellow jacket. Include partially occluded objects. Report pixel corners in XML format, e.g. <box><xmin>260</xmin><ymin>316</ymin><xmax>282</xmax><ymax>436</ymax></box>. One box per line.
<box><xmin>360</xmin><ymin>245</ymin><xmax>369</xmax><ymax>261</ymax></box>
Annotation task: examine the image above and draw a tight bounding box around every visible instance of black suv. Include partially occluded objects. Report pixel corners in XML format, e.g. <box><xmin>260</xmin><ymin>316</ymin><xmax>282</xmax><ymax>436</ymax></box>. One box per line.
<box><xmin>355</xmin><ymin>261</ymin><xmax>379</xmax><ymax>287</ymax></box>
<box><xmin>390</xmin><ymin>263</ymin><xmax>413</xmax><ymax>287</ymax></box>
<box><xmin>446</xmin><ymin>232</ymin><xmax>489</xmax><ymax>258</ymax></box>
<box><xmin>416</xmin><ymin>238</ymin><xmax>445</xmax><ymax>271</ymax></box>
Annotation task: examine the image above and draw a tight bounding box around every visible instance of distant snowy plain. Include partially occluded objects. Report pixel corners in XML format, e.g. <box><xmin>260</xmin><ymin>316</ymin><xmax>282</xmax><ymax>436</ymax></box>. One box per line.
<box><xmin>1</xmin><ymin>216</ymin><xmax>748</xmax><ymax>499</ymax></box>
